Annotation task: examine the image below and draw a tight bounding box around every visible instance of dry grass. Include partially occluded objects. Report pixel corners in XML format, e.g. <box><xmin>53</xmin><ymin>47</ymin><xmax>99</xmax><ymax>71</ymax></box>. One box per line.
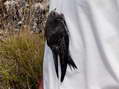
<box><xmin>0</xmin><ymin>0</ymin><xmax>48</xmax><ymax>32</ymax></box>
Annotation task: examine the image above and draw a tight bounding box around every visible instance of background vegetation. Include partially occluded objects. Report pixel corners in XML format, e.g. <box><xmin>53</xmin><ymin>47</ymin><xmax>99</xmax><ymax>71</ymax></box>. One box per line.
<box><xmin>0</xmin><ymin>27</ymin><xmax>45</xmax><ymax>89</ymax></box>
<box><xmin>0</xmin><ymin>0</ymin><xmax>48</xmax><ymax>89</ymax></box>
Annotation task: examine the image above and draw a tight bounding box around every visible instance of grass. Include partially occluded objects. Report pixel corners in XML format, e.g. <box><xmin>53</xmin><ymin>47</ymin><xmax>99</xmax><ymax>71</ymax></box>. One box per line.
<box><xmin>0</xmin><ymin>27</ymin><xmax>45</xmax><ymax>89</ymax></box>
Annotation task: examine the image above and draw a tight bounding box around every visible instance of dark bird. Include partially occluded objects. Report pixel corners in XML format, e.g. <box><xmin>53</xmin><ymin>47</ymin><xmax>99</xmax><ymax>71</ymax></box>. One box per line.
<box><xmin>45</xmin><ymin>11</ymin><xmax>77</xmax><ymax>82</ymax></box>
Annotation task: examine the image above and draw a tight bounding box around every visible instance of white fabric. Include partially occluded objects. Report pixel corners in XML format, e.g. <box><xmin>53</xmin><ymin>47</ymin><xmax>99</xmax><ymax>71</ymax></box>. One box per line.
<box><xmin>43</xmin><ymin>0</ymin><xmax>119</xmax><ymax>89</ymax></box>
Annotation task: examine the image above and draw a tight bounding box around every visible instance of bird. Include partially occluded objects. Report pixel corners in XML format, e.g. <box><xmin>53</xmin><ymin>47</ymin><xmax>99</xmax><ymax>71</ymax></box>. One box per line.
<box><xmin>44</xmin><ymin>10</ymin><xmax>77</xmax><ymax>82</ymax></box>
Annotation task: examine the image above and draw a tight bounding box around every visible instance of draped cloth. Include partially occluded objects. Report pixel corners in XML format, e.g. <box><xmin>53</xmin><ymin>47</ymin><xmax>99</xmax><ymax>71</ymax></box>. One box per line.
<box><xmin>43</xmin><ymin>0</ymin><xmax>119</xmax><ymax>89</ymax></box>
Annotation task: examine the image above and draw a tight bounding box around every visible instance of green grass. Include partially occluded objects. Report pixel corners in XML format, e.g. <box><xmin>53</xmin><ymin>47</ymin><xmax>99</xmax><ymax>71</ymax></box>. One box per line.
<box><xmin>0</xmin><ymin>28</ymin><xmax>45</xmax><ymax>89</ymax></box>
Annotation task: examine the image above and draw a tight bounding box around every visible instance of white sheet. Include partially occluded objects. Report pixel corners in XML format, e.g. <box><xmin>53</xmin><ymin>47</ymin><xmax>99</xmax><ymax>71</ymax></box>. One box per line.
<box><xmin>43</xmin><ymin>0</ymin><xmax>119</xmax><ymax>89</ymax></box>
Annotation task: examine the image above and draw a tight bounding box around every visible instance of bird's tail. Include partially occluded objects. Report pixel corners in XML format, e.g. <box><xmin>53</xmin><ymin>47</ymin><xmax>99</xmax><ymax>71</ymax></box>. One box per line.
<box><xmin>60</xmin><ymin>53</ymin><xmax>78</xmax><ymax>82</ymax></box>
<box><xmin>67</xmin><ymin>55</ymin><xmax>77</xmax><ymax>69</ymax></box>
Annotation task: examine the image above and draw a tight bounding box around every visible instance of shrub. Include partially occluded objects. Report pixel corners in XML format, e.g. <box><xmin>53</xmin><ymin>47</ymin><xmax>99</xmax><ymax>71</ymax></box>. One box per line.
<box><xmin>0</xmin><ymin>28</ymin><xmax>45</xmax><ymax>89</ymax></box>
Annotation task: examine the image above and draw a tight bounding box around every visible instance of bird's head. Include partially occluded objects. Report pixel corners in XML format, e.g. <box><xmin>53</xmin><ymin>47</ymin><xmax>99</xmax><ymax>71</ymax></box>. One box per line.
<box><xmin>45</xmin><ymin>11</ymin><xmax>64</xmax><ymax>39</ymax></box>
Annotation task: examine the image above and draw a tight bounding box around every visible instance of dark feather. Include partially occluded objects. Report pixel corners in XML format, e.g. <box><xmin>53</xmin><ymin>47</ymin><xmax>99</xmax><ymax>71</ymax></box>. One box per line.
<box><xmin>51</xmin><ymin>47</ymin><xmax>59</xmax><ymax>78</ymax></box>
<box><xmin>45</xmin><ymin>11</ymin><xmax>77</xmax><ymax>82</ymax></box>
